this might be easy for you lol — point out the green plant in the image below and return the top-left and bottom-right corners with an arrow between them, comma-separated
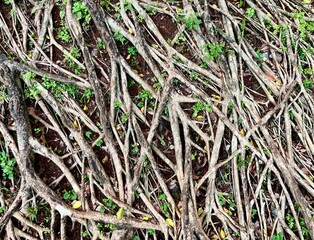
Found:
293,11 -> 314,40
227,101 -> 234,112
81,88 -> 94,102
158,193 -> 171,217
145,5 -> 157,15
42,76 -> 78,99
82,229 -> 90,237
25,82 -> 41,99
251,208 -> 257,219
138,13 -> 145,22
203,43 -> 224,61
96,139 -> 104,147
189,71 -> 199,80
185,13 -> 202,30
57,24 -> 72,43
0,151 -> 16,180
218,193 -> 227,206
192,101 -> 212,117
286,213 -> 295,229
299,217 -> 310,239
34,128 -> 41,134
127,47 -> 138,56
72,1 -> 91,24
114,100 -> 122,109
136,89 -> 153,108
103,198 -> 118,212
100,0 -> 110,9
114,31 -> 127,45
246,8 -> 255,18
43,227 -> 51,234
303,79 -> 314,91
133,235 -> 141,240
121,114 -> 128,124
0,86 -> 8,103
271,232 -> 283,240
23,71 -> 36,81
64,46 -> 81,75
147,229 -> 155,235
27,205 -> 40,222
63,189 -> 78,200
0,207 -> 4,214
96,222 -> 116,232
4,0 -> 11,5
131,144 -> 139,155
236,154 -> 250,168
96,39 -> 106,50
85,131 -> 92,139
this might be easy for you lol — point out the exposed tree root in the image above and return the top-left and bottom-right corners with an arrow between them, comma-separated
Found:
0,0 -> 314,239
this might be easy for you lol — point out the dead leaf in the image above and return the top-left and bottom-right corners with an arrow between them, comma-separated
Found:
102,156 -> 109,164
166,218 -> 174,227
72,200 -> 82,209
73,120 -> 78,128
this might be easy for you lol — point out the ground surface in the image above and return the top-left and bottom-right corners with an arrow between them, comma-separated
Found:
0,0 -> 314,239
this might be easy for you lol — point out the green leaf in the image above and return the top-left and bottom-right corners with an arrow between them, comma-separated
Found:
116,207 -> 125,220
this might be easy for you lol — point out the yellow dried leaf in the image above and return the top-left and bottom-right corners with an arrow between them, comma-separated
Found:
212,94 -> 221,99
275,81 -> 282,86
263,229 -> 268,237
162,6 -> 168,10
211,235 -> 218,240
116,124 -> 121,130
126,54 -> 131,60
83,105 -> 88,111
73,120 -> 78,128
72,200 -> 82,209
220,229 -> 226,239
175,8 -> 182,13
204,146 -> 207,151
142,216 -> 149,221
117,207 -> 125,220
240,129 -> 246,136
141,106 -> 145,113
214,101 -> 219,106
308,176 -> 313,182
212,4 -> 218,9
139,73 -> 144,77
166,218 -> 174,227
128,28 -> 133,34
152,44 -> 159,49
197,207 -> 203,215
196,115 -> 203,119
102,155 -> 109,164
